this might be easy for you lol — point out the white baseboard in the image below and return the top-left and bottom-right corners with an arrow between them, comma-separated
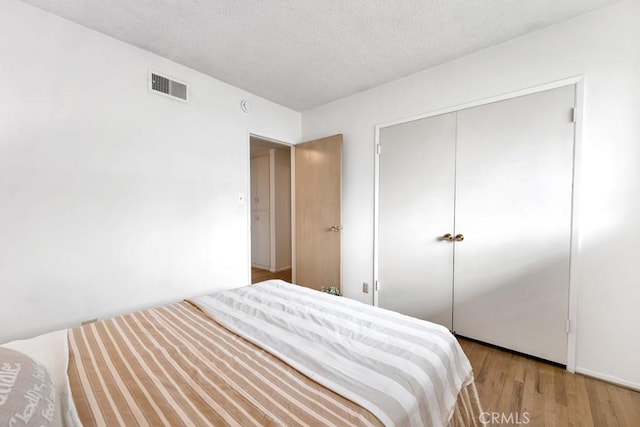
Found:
253,264 -> 291,273
576,367 -> 640,391
251,263 -> 270,270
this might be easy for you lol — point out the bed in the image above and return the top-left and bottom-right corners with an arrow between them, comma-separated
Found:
1,280 -> 484,427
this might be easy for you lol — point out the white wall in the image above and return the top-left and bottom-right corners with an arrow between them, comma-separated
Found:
0,0 -> 300,343
302,0 -> 640,388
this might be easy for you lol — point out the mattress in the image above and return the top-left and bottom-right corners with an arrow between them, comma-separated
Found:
3,280 -> 484,426
68,300 -> 383,426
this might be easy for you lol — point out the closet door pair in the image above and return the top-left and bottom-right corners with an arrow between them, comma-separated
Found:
377,85 -> 575,364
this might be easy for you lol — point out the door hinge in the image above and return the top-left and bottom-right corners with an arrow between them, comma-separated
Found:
566,319 -> 571,334
571,108 -> 577,123
376,144 -> 381,155
375,280 -> 380,291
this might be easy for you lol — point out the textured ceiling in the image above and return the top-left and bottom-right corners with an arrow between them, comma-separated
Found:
21,0 -> 619,111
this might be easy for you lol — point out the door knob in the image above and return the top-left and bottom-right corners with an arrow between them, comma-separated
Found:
329,225 -> 343,232
455,234 -> 464,241
442,233 -> 453,241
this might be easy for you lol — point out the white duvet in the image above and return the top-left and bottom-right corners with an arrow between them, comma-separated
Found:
192,279 -> 475,427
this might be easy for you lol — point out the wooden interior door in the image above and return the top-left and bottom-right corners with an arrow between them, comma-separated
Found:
453,85 -> 575,364
377,113 -> 456,329
294,134 -> 342,290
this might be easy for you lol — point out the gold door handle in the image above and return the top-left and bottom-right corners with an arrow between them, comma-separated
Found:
455,234 -> 464,241
442,233 -> 453,241
329,225 -> 343,232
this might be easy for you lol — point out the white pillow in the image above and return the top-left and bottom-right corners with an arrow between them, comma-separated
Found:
0,347 -> 61,426
1,330 -> 80,427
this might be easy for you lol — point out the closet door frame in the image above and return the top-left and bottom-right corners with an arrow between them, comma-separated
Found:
373,75 -> 585,373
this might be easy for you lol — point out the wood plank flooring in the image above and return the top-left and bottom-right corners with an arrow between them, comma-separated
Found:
247,273 -> 639,425
459,338 -> 640,426
251,267 -> 292,284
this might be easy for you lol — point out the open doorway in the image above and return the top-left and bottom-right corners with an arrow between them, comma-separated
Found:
249,135 -> 292,283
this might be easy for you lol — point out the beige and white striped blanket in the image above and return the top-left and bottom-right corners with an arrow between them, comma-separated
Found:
192,280 -> 481,427
68,301 -> 383,426
68,281 -> 483,426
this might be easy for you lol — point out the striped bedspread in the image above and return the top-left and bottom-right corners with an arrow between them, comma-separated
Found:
191,280 -> 478,427
67,301 -> 383,426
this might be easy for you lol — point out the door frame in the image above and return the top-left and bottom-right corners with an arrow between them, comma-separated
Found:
373,75 -> 585,373
246,132 -> 293,282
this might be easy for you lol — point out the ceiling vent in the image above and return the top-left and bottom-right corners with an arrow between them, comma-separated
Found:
148,70 -> 188,102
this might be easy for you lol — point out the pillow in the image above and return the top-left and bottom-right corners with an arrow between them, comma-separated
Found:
0,347 -> 61,426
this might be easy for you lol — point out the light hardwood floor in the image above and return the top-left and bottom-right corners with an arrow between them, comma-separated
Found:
459,338 -> 640,426
251,267 -> 292,284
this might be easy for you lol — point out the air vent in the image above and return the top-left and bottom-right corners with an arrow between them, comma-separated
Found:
148,70 -> 188,102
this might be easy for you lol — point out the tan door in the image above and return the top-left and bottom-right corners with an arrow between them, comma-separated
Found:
293,134 -> 343,291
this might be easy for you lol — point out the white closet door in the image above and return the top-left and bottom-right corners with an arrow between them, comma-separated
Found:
251,153 -> 271,269
251,211 -> 270,268
251,154 -> 270,211
454,85 -> 575,364
378,113 -> 456,329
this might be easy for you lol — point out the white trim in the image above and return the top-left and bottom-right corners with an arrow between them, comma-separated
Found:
245,130 -> 253,285
251,265 -> 290,273
372,75 -> 584,373
250,134 -> 292,146
377,75 -> 583,129
269,149 -> 277,272
576,368 -> 640,392
372,129 -> 380,307
247,132 -> 293,285
291,146 -> 297,284
565,77 -> 585,373
251,262 -> 271,270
